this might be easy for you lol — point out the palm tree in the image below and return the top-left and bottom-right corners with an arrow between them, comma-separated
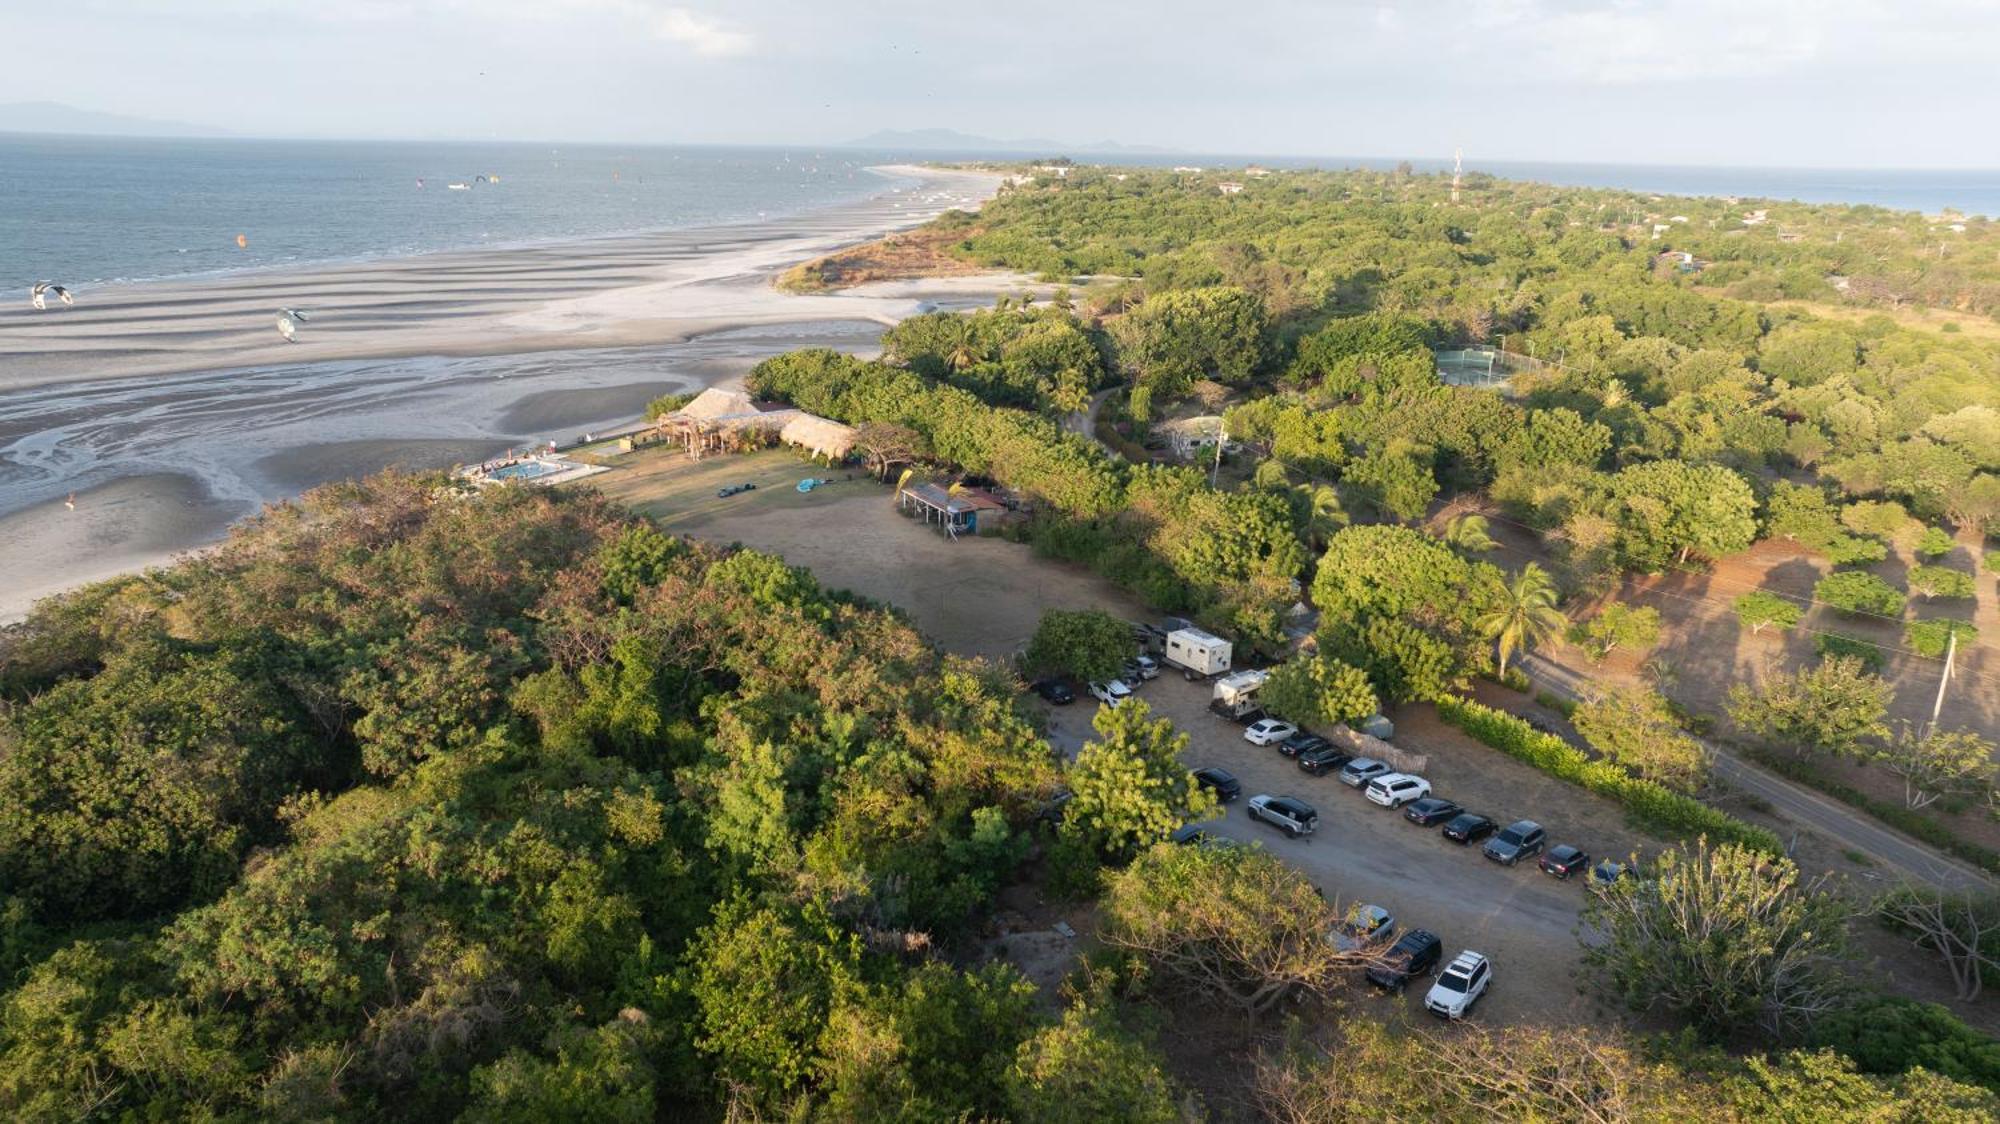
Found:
1476,563 -> 1567,680
1299,484 -> 1348,552
944,319 -> 981,373
1442,513 -> 1497,554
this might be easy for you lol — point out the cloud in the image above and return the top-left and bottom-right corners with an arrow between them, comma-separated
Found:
647,6 -> 753,56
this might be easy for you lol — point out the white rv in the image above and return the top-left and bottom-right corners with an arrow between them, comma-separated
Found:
1163,627 -> 1232,679
1209,669 -> 1269,720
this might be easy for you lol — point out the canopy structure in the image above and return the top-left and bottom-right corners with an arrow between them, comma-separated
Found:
781,414 -> 858,460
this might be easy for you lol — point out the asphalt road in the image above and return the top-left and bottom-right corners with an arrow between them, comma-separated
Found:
1519,653 -> 1996,895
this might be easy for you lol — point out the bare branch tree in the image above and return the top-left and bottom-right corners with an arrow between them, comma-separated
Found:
1878,886 -> 2000,1002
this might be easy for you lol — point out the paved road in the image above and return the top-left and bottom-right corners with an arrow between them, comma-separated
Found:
1519,653 -> 1995,894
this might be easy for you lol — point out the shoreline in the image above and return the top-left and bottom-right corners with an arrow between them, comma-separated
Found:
0,164 -> 1035,624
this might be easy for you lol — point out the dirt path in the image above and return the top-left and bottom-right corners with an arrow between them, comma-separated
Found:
1520,652 -> 1995,894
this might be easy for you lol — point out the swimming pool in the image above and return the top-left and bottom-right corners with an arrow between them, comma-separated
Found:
488,460 -> 562,481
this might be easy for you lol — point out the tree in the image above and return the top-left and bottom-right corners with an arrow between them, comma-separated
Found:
1814,570 -> 1904,616
1877,889 -> 2000,1004
1004,1005 -> 1186,1124
1874,727 -> 1997,810
1099,844 -> 1366,1024
1609,460 -> 1758,569
1113,286 -> 1268,398
1024,609 -> 1135,683
1915,526 -> 1957,560
1908,565 -> 1976,600
1440,513 -> 1498,553
1735,591 -> 1803,636
1474,563 -> 1567,679
1063,701 -> 1218,861
1728,656 -> 1891,760
853,421 -> 927,480
1580,840 -> 1852,1039
1573,688 -> 1712,794
1906,618 -> 1978,659
1259,654 -> 1378,731
1573,602 -> 1661,663
1342,440 -> 1438,522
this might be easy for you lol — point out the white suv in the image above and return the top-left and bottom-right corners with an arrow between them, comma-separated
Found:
1425,950 -> 1491,1019
1089,679 -> 1133,707
1364,773 -> 1431,808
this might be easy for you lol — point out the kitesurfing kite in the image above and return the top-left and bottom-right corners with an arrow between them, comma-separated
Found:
30,282 -> 72,310
275,307 -> 309,343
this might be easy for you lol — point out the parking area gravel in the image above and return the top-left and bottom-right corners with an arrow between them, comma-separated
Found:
1046,674 -> 1652,1028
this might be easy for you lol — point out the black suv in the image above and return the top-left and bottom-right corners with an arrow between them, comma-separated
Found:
1296,745 -> 1354,776
1193,767 -> 1242,803
1031,678 -> 1074,705
1539,844 -> 1590,879
1402,797 -> 1463,827
1278,731 -> 1330,758
1442,813 -> 1497,845
1366,929 -> 1443,991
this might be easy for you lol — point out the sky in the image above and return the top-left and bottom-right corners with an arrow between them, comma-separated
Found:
4,0 -> 1997,168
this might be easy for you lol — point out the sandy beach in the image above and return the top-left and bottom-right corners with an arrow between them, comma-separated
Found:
0,164 -> 1034,622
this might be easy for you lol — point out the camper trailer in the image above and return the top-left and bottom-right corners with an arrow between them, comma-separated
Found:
1210,669 -> 1269,721
1163,627 -> 1232,679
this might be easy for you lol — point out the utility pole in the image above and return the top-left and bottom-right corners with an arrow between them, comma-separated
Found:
1926,629 -> 1958,737
1451,146 -> 1463,204
1210,417 -> 1226,488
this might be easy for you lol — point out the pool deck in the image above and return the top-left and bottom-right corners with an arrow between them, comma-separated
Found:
458,456 -> 608,489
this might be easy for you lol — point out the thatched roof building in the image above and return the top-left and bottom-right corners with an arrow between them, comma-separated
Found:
781,414 -> 857,459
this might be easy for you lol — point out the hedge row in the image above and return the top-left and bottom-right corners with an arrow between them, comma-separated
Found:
1742,749 -> 2000,877
1435,696 -> 1783,856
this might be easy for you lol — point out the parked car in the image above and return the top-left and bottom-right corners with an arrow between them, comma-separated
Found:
1364,773 -> 1432,809
1030,678 -> 1074,705
1169,823 -> 1217,847
1442,813 -> 1497,845
1338,757 -> 1391,788
1425,951 -> 1492,1019
1591,859 -> 1639,886
1244,718 -> 1300,746
1088,680 -> 1133,707
1539,844 -> 1591,880
1193,767 -> 1242,803
1403,797 -> 1463,827
1366,929 -> 1444,991
1126,655 -> 1161,681
1246,795 -> 1318,838
1278,731 -> 1330,758
1330,903 -> 1397,952
1297,745 -> 1354,776
1037,790 -> 1074,824
1483,820 -> 1547,866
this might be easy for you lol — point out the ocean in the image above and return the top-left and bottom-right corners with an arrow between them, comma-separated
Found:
0,135 -> 912,292
7,135 -> 1997,295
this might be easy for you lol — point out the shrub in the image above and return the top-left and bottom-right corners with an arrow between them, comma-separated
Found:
1815,633 -> 1886,672
1434,697 -> 1780,854
644,391 -> 696,419
1915,527 -> 1956,560
1908,565 -> 1976,600
1807,996 -> 2000,1091
1906,619 -> 1978,659
1814,571 -> 1904,617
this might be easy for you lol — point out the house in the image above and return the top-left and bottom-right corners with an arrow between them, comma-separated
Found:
1217,181 -> 1245,195
897,481 -> 1007,538
1156,415 -> 1226,460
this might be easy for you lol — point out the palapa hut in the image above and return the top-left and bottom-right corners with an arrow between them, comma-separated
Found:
660,387 -> 798,458
780,414 -> 858,461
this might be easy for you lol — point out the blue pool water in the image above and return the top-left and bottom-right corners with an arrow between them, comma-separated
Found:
488,460 -> 561,481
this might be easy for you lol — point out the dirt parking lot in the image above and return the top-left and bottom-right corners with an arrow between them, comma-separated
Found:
589,447 -> 1149,662
1049,675 -> 1647,1029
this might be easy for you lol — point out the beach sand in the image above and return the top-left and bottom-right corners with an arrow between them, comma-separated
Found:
0,165 -> 1040,622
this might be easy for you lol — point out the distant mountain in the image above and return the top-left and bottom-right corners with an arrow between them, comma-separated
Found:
841,128 -> 1167,155
0,101 -> 228,139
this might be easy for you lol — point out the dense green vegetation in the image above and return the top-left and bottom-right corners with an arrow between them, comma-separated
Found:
0,477 -> 1121,1119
